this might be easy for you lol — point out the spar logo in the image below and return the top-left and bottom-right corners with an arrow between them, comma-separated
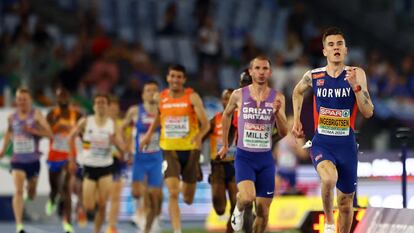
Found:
320,107 -> 350,117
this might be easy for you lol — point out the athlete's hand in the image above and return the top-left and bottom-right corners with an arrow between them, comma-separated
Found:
191,134 -> 203,150
217,145 -> 228,160
23,124 -> 38,136
139,133 -> 151,152
273,99 -> 282,113
292,120 -> 305,138
345,67 -> 358,88
68,160 -> 77,175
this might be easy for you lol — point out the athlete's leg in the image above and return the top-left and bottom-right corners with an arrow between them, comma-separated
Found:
181,150 -> 200,204
236,180 -> 255,212
316,160 -> 338,225
165,177 -> 181,232
107,178 -> 123,230
144,187 -> 162,233
60,165 -> 72,224
47,169 -> 62,205
253,197 -> 272,233
226,180 -> 238,233
12,170 -> 26,226
93,174 -> 112,233
27,175 -> 38,200
210,163 -> 227,215
82,178 -> 97,211
337,190 -> 355,233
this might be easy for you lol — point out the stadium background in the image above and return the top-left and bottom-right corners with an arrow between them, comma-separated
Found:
0,0 -> 414,232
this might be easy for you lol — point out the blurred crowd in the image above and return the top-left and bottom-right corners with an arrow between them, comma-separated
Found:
1,0 -> 413,149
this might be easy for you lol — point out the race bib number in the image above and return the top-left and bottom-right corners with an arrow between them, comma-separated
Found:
52,135 -> 70,152
90,134 -> 111,157
14,135 -> 35,154
243,123 -> 271,149
318,107 -> 350,136
139,132 -> 160,153
164,116 -> 189,138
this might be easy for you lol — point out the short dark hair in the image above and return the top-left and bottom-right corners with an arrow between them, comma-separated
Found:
143,80 -> 159,87
93,93 -> 110,104
168,64 -> 186,76
322,27 -> 346,44
249,55 -> 272,68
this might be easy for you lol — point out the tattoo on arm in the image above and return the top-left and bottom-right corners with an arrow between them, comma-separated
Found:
304,74 -> 311,85
362,91 -> 370,99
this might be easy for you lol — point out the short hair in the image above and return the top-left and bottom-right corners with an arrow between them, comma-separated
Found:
222,88 -> 234,98
108,95 -> 119,104
16,87 -> 31,96
249,55 -> 272,68
322,27 -> 346,44
143,80 -> 159,87
93,93 -> 110,103
168,64 -> 186,76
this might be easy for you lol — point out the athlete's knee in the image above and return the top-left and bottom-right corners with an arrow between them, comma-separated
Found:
238,192 -> 255,206
183,192 -> 195,205
27,186 -> 37,200
83,199 -> 95,211
132,186 -> 142,199
320,176 -> 337,188
338,194 -> 354,214
168,188 -> 180,201
212,196 -> 226,215
14,187 -> 24,197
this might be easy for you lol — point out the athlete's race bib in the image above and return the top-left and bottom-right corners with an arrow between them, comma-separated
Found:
139,132 -> 160,153
318,107 -> 350,136
52,135 -> 70,152
13,135 -> 35,154
243,123 -> 271,149
90,134 -> 111,157
164,116 -> 189,138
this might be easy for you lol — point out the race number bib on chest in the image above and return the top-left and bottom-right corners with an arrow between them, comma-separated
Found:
14,135 -> 35,154
139,132 -> 160,153
90,134 -> 111,156
164,116 -> 189,138
318,107 -> 350,136
52,135 -> 70,152
243,123 -> 271,149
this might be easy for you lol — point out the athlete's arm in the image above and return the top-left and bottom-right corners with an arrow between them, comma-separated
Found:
30,109 -> 53,138
292,70 -> 312,138
121,106 -> 138,153
112,123 -> 127,159
46,110 -> 57,128
68,117 -> 86,159
202,117 -> 215,142
190,92 -> 210,150
218,89 -> 240,159
345,67 -> 374,118
0,116 -> 13,158
139,112 -> 160,152
274,92 -> 288,138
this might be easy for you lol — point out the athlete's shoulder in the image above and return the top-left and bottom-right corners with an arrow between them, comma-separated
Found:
185,88 -> 194,94
310,67 -> 327,79
160,89 -> 169,98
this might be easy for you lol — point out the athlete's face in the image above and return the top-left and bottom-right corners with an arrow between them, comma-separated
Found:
323,34 -> 348,63
142,83 -> 159,104
15,91 -> 32,112
167,70 -> 186,92
249,59 -> 272,85
108,102 -> 120,119
93,96 -> 109,116
56,88 -> 70,108
221,90 -> 232,109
